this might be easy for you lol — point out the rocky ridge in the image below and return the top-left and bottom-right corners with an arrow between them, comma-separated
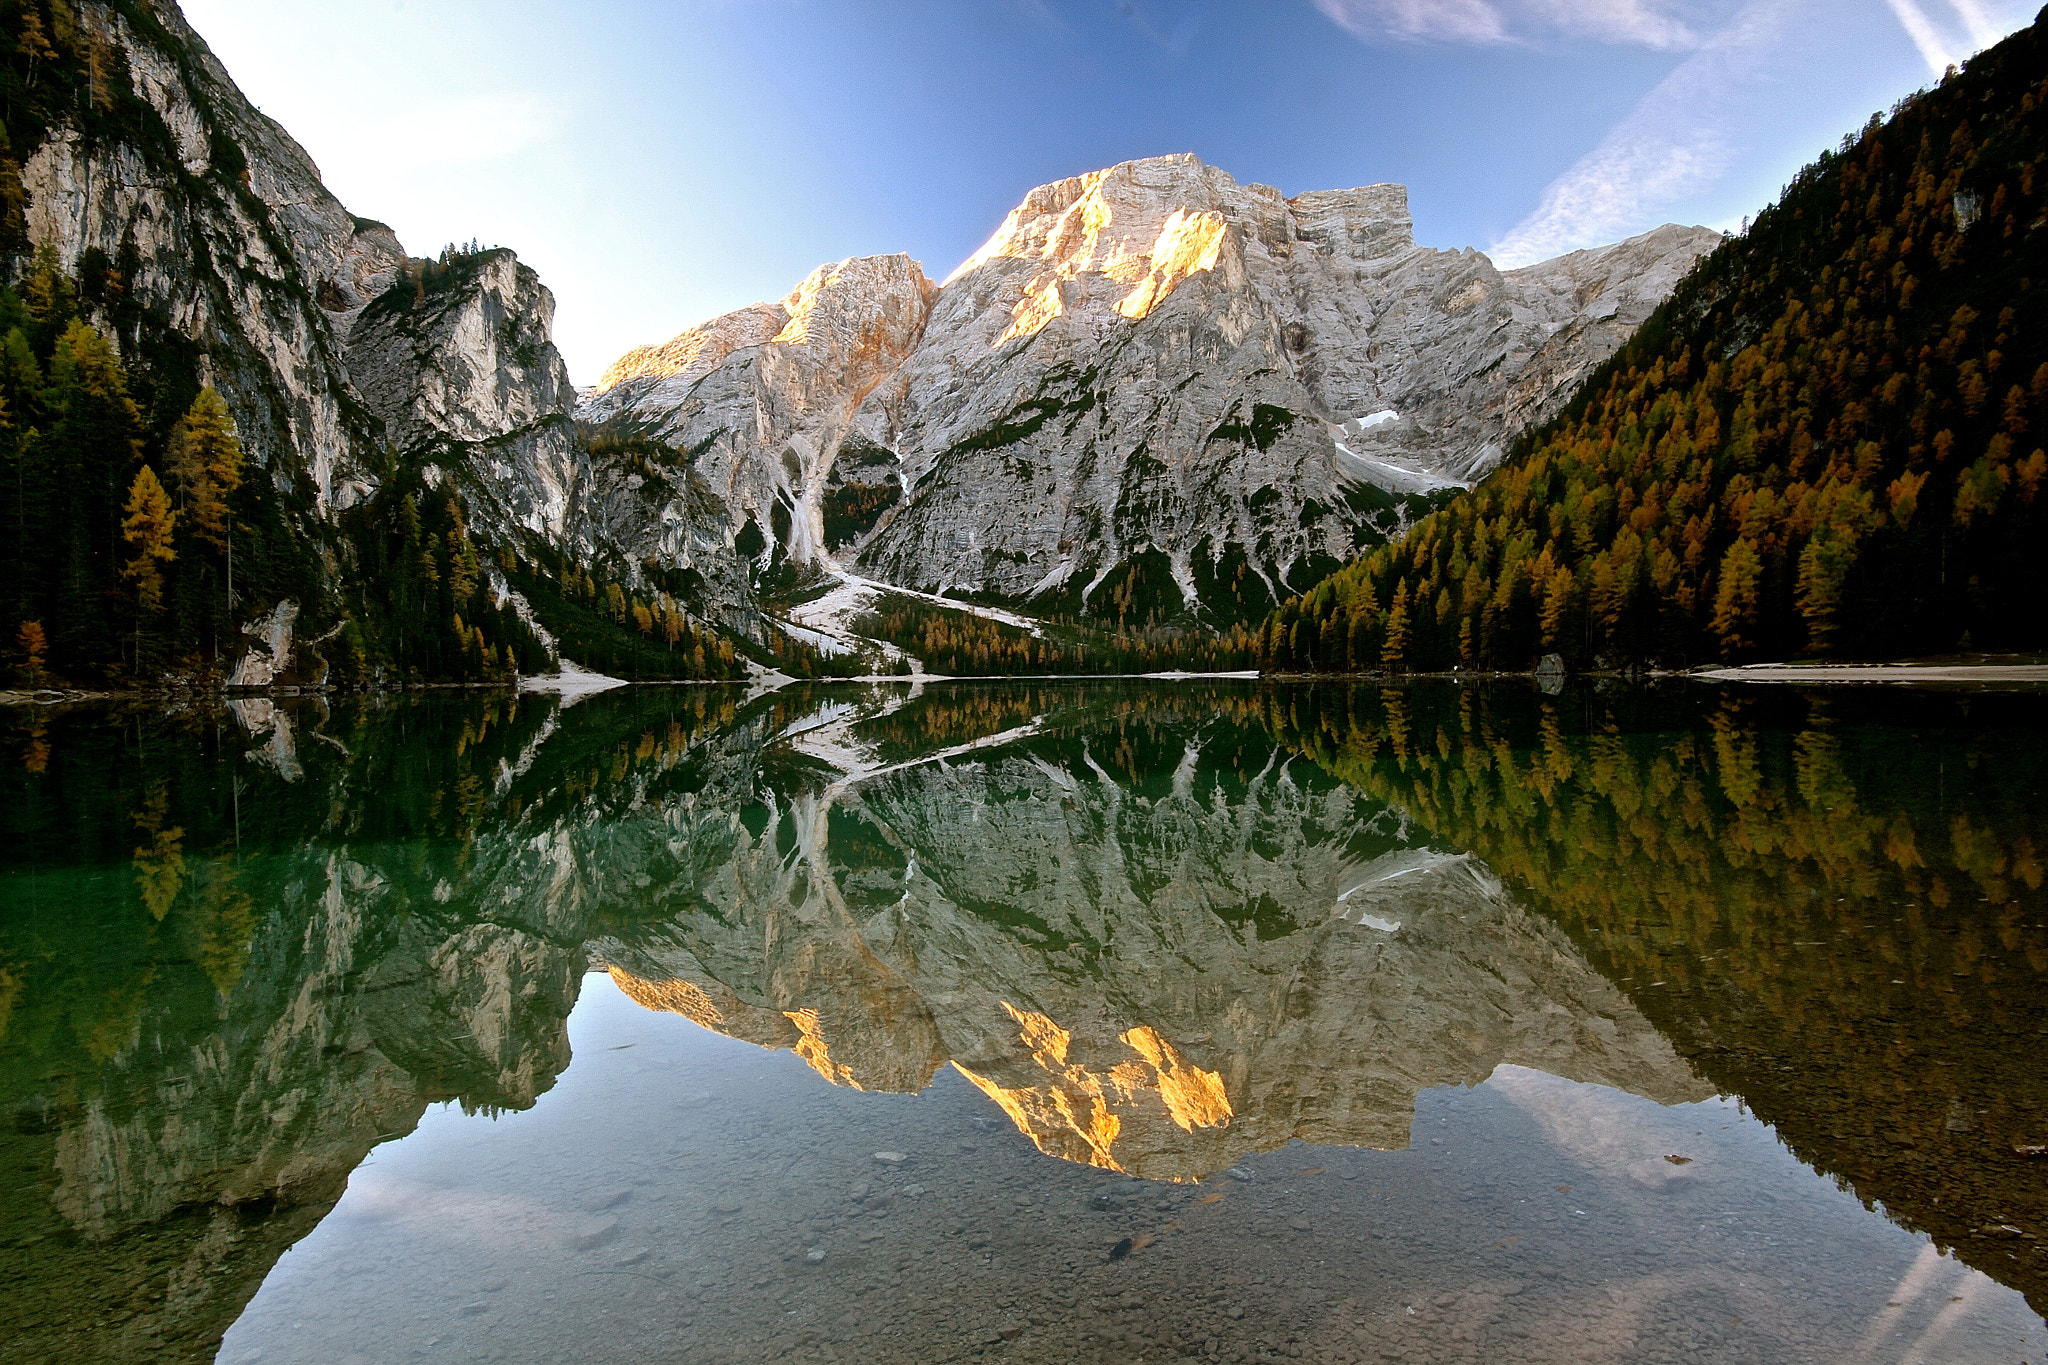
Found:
12,0 -> 768,684
582,155 -> 1720,620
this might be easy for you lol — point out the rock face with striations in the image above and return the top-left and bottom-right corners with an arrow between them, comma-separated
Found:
581,154 -> 1719,620
343,248 -> 586,547
9,0 -> 759,665
580,254 -> 940,580
19,0 -> 400,515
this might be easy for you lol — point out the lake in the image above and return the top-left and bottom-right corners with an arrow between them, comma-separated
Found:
2,679 -> 2045,1364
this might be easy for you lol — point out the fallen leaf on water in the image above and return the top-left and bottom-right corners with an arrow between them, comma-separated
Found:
1130,1233 -> 1156,1251
1555,1185 -> 1572,1193
1200,1193 -> 1227,1204
1664,1155 -> 1692,1166
1299,1168 -> 1325,1176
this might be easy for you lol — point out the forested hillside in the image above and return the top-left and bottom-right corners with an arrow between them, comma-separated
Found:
1260,12 -> 2048,672
0,5 -> 753,691
0,251 -> 588,689
0,248 -> 750,690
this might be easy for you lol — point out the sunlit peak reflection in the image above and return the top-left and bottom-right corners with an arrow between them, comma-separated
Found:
784,1007 -> 864,1091
576,684 -> 1729,1183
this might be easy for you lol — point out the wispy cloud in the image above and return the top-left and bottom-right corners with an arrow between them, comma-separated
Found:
1486,0 -> 2034,267
1310,0 -> 1701,48
1486,0 -> 1789,266
1885,0 -> 1956,76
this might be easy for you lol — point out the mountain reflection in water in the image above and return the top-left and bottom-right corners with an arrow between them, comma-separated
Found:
0,680 -> 2044,1363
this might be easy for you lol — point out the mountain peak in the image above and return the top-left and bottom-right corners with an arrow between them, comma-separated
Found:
578,156 -> 1717,618
587,253 -> 937,410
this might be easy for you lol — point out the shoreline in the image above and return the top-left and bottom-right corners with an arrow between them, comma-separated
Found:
1690,662 -> 2048,684
7,661 -> 2046,707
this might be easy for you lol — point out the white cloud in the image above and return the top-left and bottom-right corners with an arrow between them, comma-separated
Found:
1310,0 -> 1700,47
1313,0 -> 1510,43
1884,0 -> 1956,76
1486,0 -> 2035,267
1487,0 -> 1789,265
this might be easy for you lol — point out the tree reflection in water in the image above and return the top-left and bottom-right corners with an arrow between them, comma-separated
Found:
0,679 -> 2043,1362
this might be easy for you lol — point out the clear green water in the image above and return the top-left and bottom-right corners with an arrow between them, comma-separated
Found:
2,680 -> 2045,1364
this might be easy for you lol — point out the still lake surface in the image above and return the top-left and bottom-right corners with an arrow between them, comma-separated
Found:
2,679 -> 2046,1365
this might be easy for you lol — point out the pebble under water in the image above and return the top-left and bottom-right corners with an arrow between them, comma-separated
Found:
218,973 -> 2046,1365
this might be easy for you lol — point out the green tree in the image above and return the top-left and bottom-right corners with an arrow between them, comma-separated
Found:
164,387 -> 243,551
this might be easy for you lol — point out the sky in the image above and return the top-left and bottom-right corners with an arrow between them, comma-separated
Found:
178,0 -> 2036,386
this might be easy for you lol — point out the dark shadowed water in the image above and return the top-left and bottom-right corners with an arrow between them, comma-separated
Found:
2,679 -> 2045,1365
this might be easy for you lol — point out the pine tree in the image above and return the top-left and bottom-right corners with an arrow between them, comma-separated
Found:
15,619 -> 45,686
121,465 -> 175,616
1711,539 -> 1762,654
18,12 -> 56,88
1380,586 -> 1410,671
165,387 -> 243,551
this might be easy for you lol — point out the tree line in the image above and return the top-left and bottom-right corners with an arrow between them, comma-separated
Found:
1261,15 -> 2048,673
859,598 -> 1260,676
0,254 -> 318,685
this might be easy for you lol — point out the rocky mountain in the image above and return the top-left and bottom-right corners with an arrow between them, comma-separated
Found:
1,0 -> 761,690
0,4 -> 1719,685
582,155 -> 1718,623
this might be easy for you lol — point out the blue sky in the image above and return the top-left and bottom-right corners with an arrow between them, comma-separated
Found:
179,0 -> 2035,385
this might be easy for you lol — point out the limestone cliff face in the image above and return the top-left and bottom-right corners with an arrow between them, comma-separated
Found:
581,254 -> 941,574
590,689 -> 1710,1179
582,155 -> 1720,616
345,250 -> 584,547
12,1 -> 709,665
21,1 -> 396,514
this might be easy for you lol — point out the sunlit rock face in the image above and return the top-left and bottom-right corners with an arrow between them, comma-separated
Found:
593,692 -> 1709,1179
580,154 -> 1719,616
19,4 -> 396,516
580,254 -> 942,577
